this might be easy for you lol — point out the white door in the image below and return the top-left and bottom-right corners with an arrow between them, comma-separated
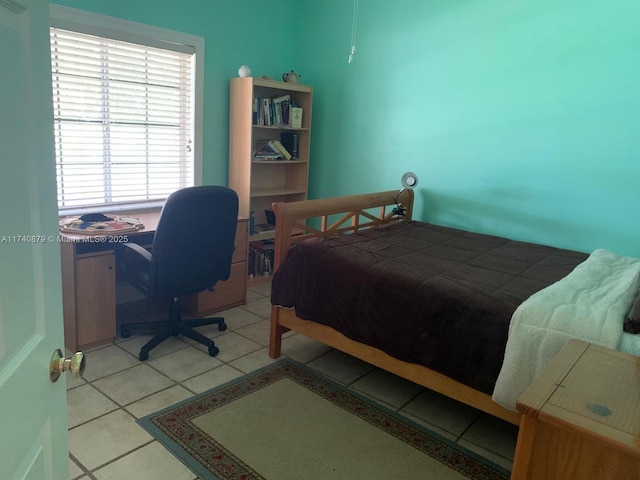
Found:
0,0 -> 71,478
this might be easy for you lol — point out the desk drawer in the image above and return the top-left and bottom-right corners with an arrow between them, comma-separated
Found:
75,251 -> 117,348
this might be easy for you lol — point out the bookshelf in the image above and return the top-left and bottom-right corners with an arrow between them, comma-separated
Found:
229,77 -> 312,282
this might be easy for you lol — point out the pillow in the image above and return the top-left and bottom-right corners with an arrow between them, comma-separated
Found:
623,291 -> 640,334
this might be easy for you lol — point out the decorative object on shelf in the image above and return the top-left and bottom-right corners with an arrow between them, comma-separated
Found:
394,171 -> 418,216
282,70 -> 300,83
237,65 -> 251,77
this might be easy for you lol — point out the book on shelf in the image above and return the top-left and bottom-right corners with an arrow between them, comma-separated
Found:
248,240 -> 275,277
253,140 -> 283,159
261,98 -> 271,126
253,94 -> 293,127
271,139 -> 292,159
272,94 -> 290,104
249,240 -> 274,251
280,132 -> 299,159
253,223 -> 275,233
252,97 -> 259,125
272,94 -> 290,125
289,107 -> 303,128
253,139 -> 292,160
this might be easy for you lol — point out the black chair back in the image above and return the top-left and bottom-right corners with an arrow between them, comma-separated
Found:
150,186 -> 239,297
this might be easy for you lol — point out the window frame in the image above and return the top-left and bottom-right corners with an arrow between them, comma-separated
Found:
49,4 -> 204,215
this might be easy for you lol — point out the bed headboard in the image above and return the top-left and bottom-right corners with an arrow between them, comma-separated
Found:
271,189 -> 414,270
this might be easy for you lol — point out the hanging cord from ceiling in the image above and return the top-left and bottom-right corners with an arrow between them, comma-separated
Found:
348,0 -> 359,64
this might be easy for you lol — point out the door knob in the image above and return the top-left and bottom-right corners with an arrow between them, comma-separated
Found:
50,349 -> 85,383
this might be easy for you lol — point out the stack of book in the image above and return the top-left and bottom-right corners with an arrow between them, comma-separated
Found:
248,240 -> 275,277
253,139 -> 292,160
252,94 -> 301,127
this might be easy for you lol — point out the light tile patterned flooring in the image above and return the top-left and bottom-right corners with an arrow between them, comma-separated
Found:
67,281 -> 518,480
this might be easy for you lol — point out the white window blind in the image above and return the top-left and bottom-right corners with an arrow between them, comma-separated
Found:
50,27 -> 195,212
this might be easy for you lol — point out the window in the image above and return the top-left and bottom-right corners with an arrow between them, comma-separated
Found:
49,6 -> 204,213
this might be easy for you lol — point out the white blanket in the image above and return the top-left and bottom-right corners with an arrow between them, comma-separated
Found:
492,249 -> 640,410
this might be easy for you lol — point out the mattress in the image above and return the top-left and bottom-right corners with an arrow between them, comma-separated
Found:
271,221 -> 587,394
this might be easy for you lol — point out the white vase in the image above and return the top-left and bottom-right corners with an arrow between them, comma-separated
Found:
238,65 -> 251,77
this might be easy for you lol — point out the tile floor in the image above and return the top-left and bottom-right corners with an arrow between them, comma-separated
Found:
67,281 -> 518,480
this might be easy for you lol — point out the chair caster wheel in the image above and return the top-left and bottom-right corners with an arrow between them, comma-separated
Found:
218,322 -> 227,332
208,345 -> 219,357
139,350 -> 149,361
121,327 -> 131,338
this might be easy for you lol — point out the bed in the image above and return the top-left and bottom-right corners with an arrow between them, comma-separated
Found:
268,189 -> 639,425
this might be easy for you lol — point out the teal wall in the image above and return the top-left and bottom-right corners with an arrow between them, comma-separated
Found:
299,0 -> 640,257
51,0 -> 640,257
52,0 -> 302,185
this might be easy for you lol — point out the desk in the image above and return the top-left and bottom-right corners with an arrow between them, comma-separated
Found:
60,212 -> 248,351
511,340 -> 640,480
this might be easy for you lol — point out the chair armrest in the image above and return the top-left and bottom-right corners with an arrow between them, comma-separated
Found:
121,242 -> 152,262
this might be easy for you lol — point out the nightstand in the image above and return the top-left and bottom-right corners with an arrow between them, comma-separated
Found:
511,339 -> 640,480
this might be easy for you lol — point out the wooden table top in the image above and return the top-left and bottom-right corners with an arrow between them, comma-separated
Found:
517,339 -> 640,456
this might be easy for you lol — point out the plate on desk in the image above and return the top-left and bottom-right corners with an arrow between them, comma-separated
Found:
59,215 -> 144,235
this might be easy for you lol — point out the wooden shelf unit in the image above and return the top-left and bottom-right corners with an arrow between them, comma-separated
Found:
229,77 -> 312,284
229,77 -> 313,236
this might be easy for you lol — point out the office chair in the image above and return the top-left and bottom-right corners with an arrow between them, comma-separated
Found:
119,185 -> 239,361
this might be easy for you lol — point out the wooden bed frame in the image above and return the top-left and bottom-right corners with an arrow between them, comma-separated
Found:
268,189 -> 521,426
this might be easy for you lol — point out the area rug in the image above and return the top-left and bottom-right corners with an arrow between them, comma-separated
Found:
138,360 -> 510,480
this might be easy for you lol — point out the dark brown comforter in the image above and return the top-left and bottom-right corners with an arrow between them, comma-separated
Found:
271,221 -> 587,394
